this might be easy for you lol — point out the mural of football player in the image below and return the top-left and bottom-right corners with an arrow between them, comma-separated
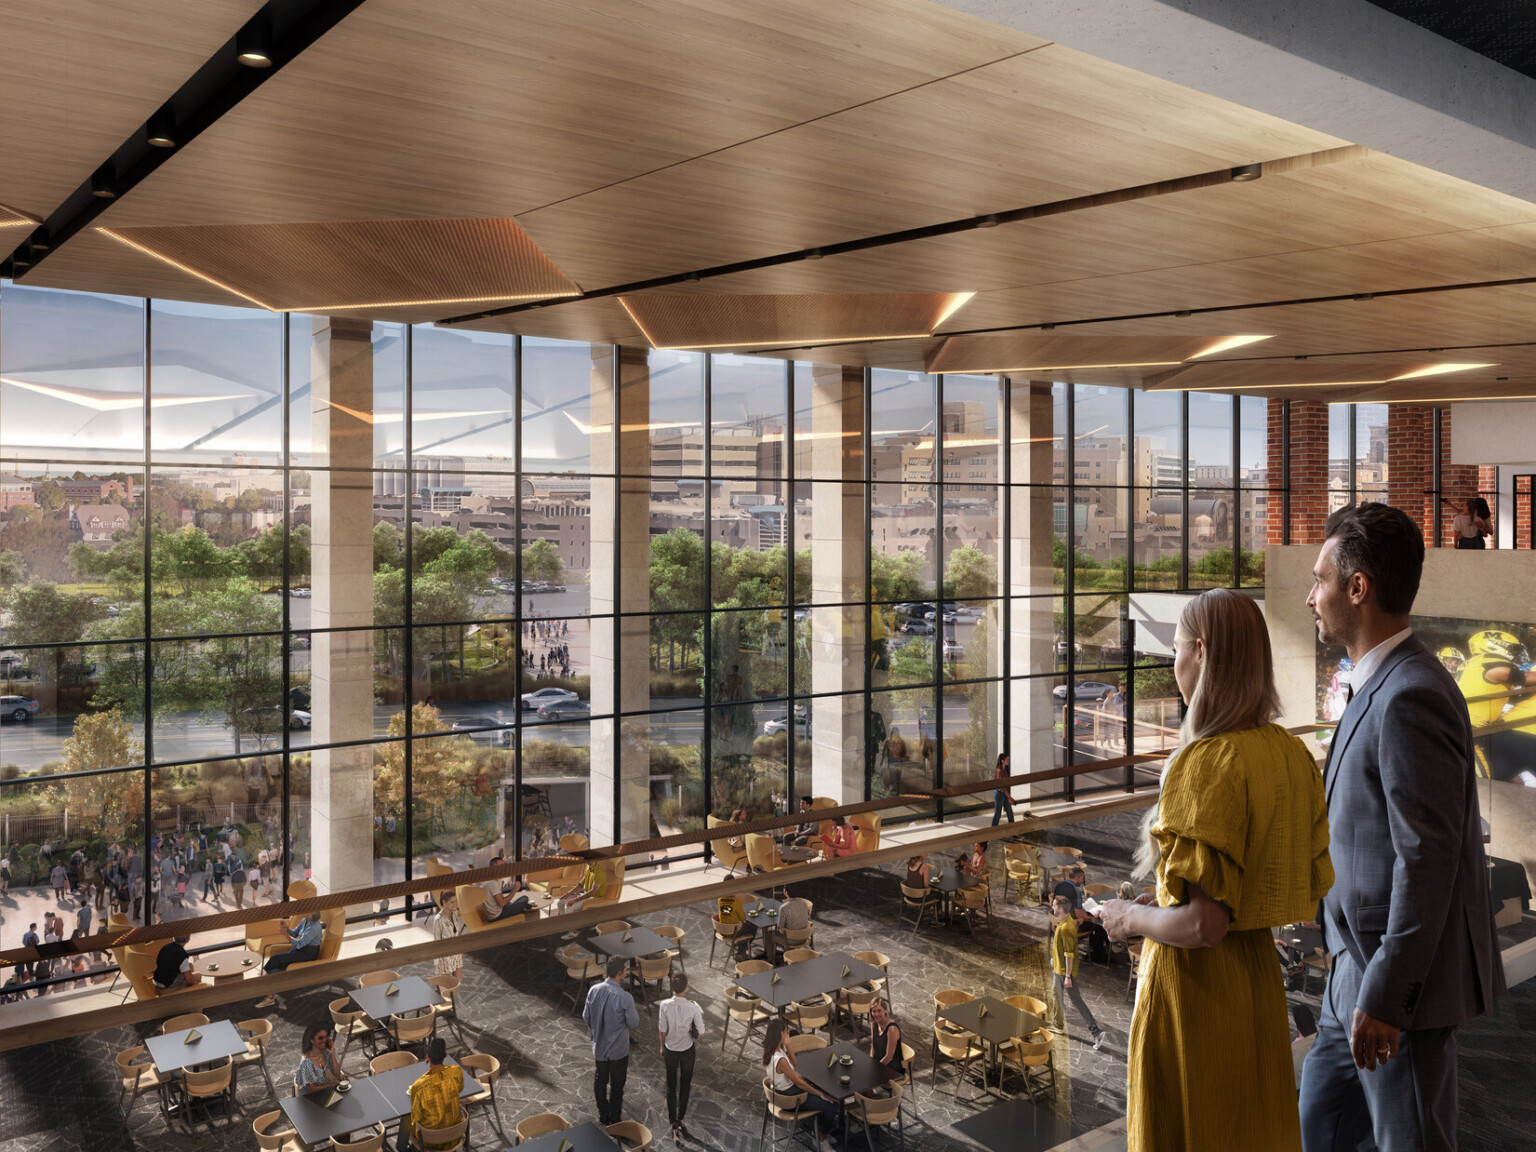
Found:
1438,645 -> 1466,678
1460,629 -> 1536,787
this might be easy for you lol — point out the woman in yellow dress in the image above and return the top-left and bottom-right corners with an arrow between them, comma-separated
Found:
1101,588 -> 1333,1152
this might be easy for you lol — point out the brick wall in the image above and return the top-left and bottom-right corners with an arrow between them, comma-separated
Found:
1267,400 -> 1330,544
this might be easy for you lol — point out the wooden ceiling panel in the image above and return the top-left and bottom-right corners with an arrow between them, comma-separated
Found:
454,296 -> 646,346
96,0 -> 1044,230
13,229 -> 254,308
105,217 -> 579,311
927,334 -> 1235,375
0,1 -> 265,217
617,292 -> 973,350
745,337 -> 942,372
516,45 -> 1349,288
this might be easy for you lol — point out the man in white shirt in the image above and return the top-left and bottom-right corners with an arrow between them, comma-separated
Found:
657,973 -> 705,1140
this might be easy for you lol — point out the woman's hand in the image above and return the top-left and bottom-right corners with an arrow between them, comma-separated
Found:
1099,898 -> 1138,942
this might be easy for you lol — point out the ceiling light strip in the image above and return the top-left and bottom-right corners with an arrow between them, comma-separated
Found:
3,0 -> 369,279
439,146 -> 1364,327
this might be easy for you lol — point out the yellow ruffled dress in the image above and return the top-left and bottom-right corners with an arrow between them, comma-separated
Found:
1127,724 -> 1333,1152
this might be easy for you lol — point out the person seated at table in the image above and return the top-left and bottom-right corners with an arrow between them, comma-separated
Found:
726,806 -> 751,851
1116,881 -> 1136,902
294,1021 -> 343,1095
150,934 -> 199,992
556,859 -> 607,916
784,797 -> 819,847
397,1036 -> 464,1152
778,896 -> 811,933
718,893 -> 759,961
960,842 -> 989,880
1053,866 -> 1110,960
255,912 -> 324,1007
868,999 -> 905,1082
820,817 -> 858,858
763,1019 -> 840,1143
480,855 -> 532,922
904,855 -> 933,889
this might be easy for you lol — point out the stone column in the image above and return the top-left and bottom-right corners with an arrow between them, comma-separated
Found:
309,316 -> 377,897
589,346 -> 652,846
808,364 -> 866,803
1007,380 -> 1058,798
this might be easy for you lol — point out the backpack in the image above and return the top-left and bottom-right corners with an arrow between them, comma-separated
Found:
1088,929 -> 1110,965
717,895 -> 745,925
231,866 -> 247,885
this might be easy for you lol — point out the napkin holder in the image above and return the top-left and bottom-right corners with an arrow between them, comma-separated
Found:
385,982 -> 399,996
183,1029 -> 202,1044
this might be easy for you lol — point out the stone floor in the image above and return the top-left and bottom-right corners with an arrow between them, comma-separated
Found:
0,808 -> 1529,1152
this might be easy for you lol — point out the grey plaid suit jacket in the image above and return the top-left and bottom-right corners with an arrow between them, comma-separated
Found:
1321,635 -> 1505,1030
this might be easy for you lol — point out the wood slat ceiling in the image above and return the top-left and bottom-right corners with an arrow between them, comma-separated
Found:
617,291 -> 974,350
0,0 -> 265,219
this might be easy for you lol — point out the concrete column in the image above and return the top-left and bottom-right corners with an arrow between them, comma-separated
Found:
589,346 -> 651,845
808,364 -> 866,803
310,316 -> 377,897
1007,380 -> 1057,796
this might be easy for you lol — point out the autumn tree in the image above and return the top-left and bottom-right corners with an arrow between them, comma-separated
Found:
373,703 -> 475,833
55,707 -> 145,842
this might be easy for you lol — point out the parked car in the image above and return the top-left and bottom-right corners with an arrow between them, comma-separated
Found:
521,686 -> 579,711
536,698 -> 590,720
1052,680 -> 1117,702
289,709 -> 312,730
0,695 -> 38,722
942,639 -> 966,660
901,619 -> 935,636
452,714 -> 511,744
290,587 -> 312,598
762,705 -> 810,736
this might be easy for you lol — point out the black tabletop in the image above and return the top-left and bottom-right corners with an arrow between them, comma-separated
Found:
742,896 -> 783,928
937,996 -> 1039,1048
281,1080 -> 393,1145
930,866 -> 984,894
795,1040 -> 895,1101
780,845 -> 819,864
368,1057 -> 480,1116
353,974 -> 443,1021
1276,925 -> 1325,954
734,951 -> 885,1010
515,1120 -> 623,1152
1035,849 -> 1079,869
145,1019 -> 249,1075
588,926 -> 671,959
1489,856 -> 1532,904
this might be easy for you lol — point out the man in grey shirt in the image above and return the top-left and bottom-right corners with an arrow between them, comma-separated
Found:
583,956 -> 639,1125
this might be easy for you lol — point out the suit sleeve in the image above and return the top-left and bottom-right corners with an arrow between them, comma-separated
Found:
1357,682 -> 1468,1028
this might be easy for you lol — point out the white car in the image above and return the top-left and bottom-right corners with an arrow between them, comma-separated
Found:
521,686 -> 579,711
289,709 -> 312,730
762,710 -> 810,736
0,695 -> 38,722
942,639 -> 966,660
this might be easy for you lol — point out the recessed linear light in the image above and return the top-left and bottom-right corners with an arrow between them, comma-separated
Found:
1230,164 -> 1263,182
970,361 -> 1183,374
1,376 -> 241,410
97,227 -> 578,313
1188,334 -> 1274,358
1386,362 -> 1496,381
1328,395 -> 1536,405
1184,362 -> 1498,392
617,292 -> 975,350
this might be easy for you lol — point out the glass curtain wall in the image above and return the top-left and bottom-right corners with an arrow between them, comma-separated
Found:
0,282 -> 1287,923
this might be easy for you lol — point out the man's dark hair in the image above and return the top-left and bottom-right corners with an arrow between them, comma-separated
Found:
1324,503 -> 1424,617
426,1036 -> 447,1064
606,955 -> 628,979
671,973 -> 688,995
798,796 -> 812,807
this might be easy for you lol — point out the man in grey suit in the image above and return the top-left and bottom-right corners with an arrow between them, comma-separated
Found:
1300,504 -> 1505,1152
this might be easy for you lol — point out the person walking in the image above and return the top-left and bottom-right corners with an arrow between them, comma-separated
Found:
1100,587 -> 1334,1152
49,862 -> 68,905
1297,504 -> 1504,1152
658,972 -> 705,1141
1050,894 -> 1105,1051
1450,496 -> 1492,550
989,751 -> 1015,827
583,956 -> 639,1125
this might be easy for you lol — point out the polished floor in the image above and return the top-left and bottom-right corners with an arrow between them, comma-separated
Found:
0,808 -> 1528,1152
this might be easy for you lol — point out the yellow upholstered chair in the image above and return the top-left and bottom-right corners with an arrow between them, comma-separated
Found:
850,813 -> 881,853
587,858 -> 625,908
246,879 -> 318,959
120,945 -> 161,1002
810,797 -> 838,840
456,884 -> 498,933
744,833 -> 785,874
289,905 -> 345,970
707,815 -> 748,876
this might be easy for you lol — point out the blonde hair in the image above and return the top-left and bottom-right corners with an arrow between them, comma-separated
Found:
1134,589 -> 1280,879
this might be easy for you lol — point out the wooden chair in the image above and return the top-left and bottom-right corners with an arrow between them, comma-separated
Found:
847,1083 -> 904,1152
559,945 -> 602,1012
745,833 -> 786,875
734,958 -> 773,978
605,1120 -> 653,1152
706,815 -> 749,876
1301,947 -> 1330,995
1003,856 -> 1038,905
370,1051 -> 417,1075
780,924 -> 816,953
784,1033 -> 829,1056
333,1127 -> 385,1151
958,883 -> 992,933
390,1009 -> 436,1054
235,1017 -> 277,1096
653,924 -> 686,975
329,997 -> 376,1069
116,1044 -> 167,1120
852,951 -> 890,987
460,1053 -> 506,1143
759,1077 -> 816,1152
411,1113 -> 466,1152
889,1043 -> 919,1124
426,972 -> 467,1047
930,1022 -> 983,1099
1005,994 -> 1049,1020
899,883 -> 935,932
159,1011 -> 210,1034
515,1112 -> 568,1144
1000,1029 -> 1057,1100
788,993 -> 835,1043
179,1056 -> 235,1130
359,969 -> 400,988
721,987 -> 771,1057
933,989 -> 973,1026
594,920 -> 631,936
840,985 -> 880,1040
1126,943 -> 1143,1001
783,948 -> 820,965
635,952 -> 672,1002
252,1109 -> 310,1152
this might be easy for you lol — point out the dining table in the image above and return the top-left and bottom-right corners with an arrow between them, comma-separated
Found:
733,951 -> 885,1015
144,1019 -> 249,1076
937,996 -> 1041,1094
190,949 -> 261,986
516,1120 -> 625,1152
795,1040 -> 899,1144
279,1056 -> 476,1146
351,974 -> 443,1024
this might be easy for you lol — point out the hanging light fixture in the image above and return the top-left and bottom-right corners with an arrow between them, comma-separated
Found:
91,165 -> 118,199
146,109 -> 178,149
1230,163 -> 1262,182
236,20 -> 274,67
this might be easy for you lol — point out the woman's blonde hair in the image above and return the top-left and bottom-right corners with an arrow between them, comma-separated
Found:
1133,588 -> 1280,879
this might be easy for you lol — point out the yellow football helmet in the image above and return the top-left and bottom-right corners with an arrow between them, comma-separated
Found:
1468,630 -> 1521,661
1437,646 -> 1465,668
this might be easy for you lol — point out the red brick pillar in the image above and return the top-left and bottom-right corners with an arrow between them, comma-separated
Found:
1437,407 -> 1484,548
1269,400 -> 1329,544
1387,405 -> 1433,537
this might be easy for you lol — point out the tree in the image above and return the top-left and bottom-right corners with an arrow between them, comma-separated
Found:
943,544 -> 998,600
521,538 -> 565,584
373,702 -> 474,833
3,581 -> 105,705
0,515 -> 78,582
33,481 -> 67,513
869,552 -> 926,602
0,550 -> 26,588
154,525 -> 235,596
56,708 -> 145,841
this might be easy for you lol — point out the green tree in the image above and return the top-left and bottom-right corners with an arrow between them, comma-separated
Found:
3,581 -> 104,704
521,538 -> 565,584
942,544 -> 998,599
33,481 -> 67,513
870,552 -> 926,602
373,702 -> 474,833
0,515 -> 77,582
0,550 -> 26,588
373,521 -> 404,571
154,525 -> 235,596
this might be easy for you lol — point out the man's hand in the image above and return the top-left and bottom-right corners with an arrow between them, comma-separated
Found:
1350,1008 -> 1400,1071
1063,976 -> 1073,989
1099,898 -> 1138,941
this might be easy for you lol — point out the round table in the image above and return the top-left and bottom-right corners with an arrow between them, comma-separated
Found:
192,948 -> 262,985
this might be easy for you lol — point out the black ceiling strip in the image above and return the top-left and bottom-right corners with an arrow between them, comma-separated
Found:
436,165 -> 1246,326
753,269 -> 1536,356
3,0 -> 369,280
